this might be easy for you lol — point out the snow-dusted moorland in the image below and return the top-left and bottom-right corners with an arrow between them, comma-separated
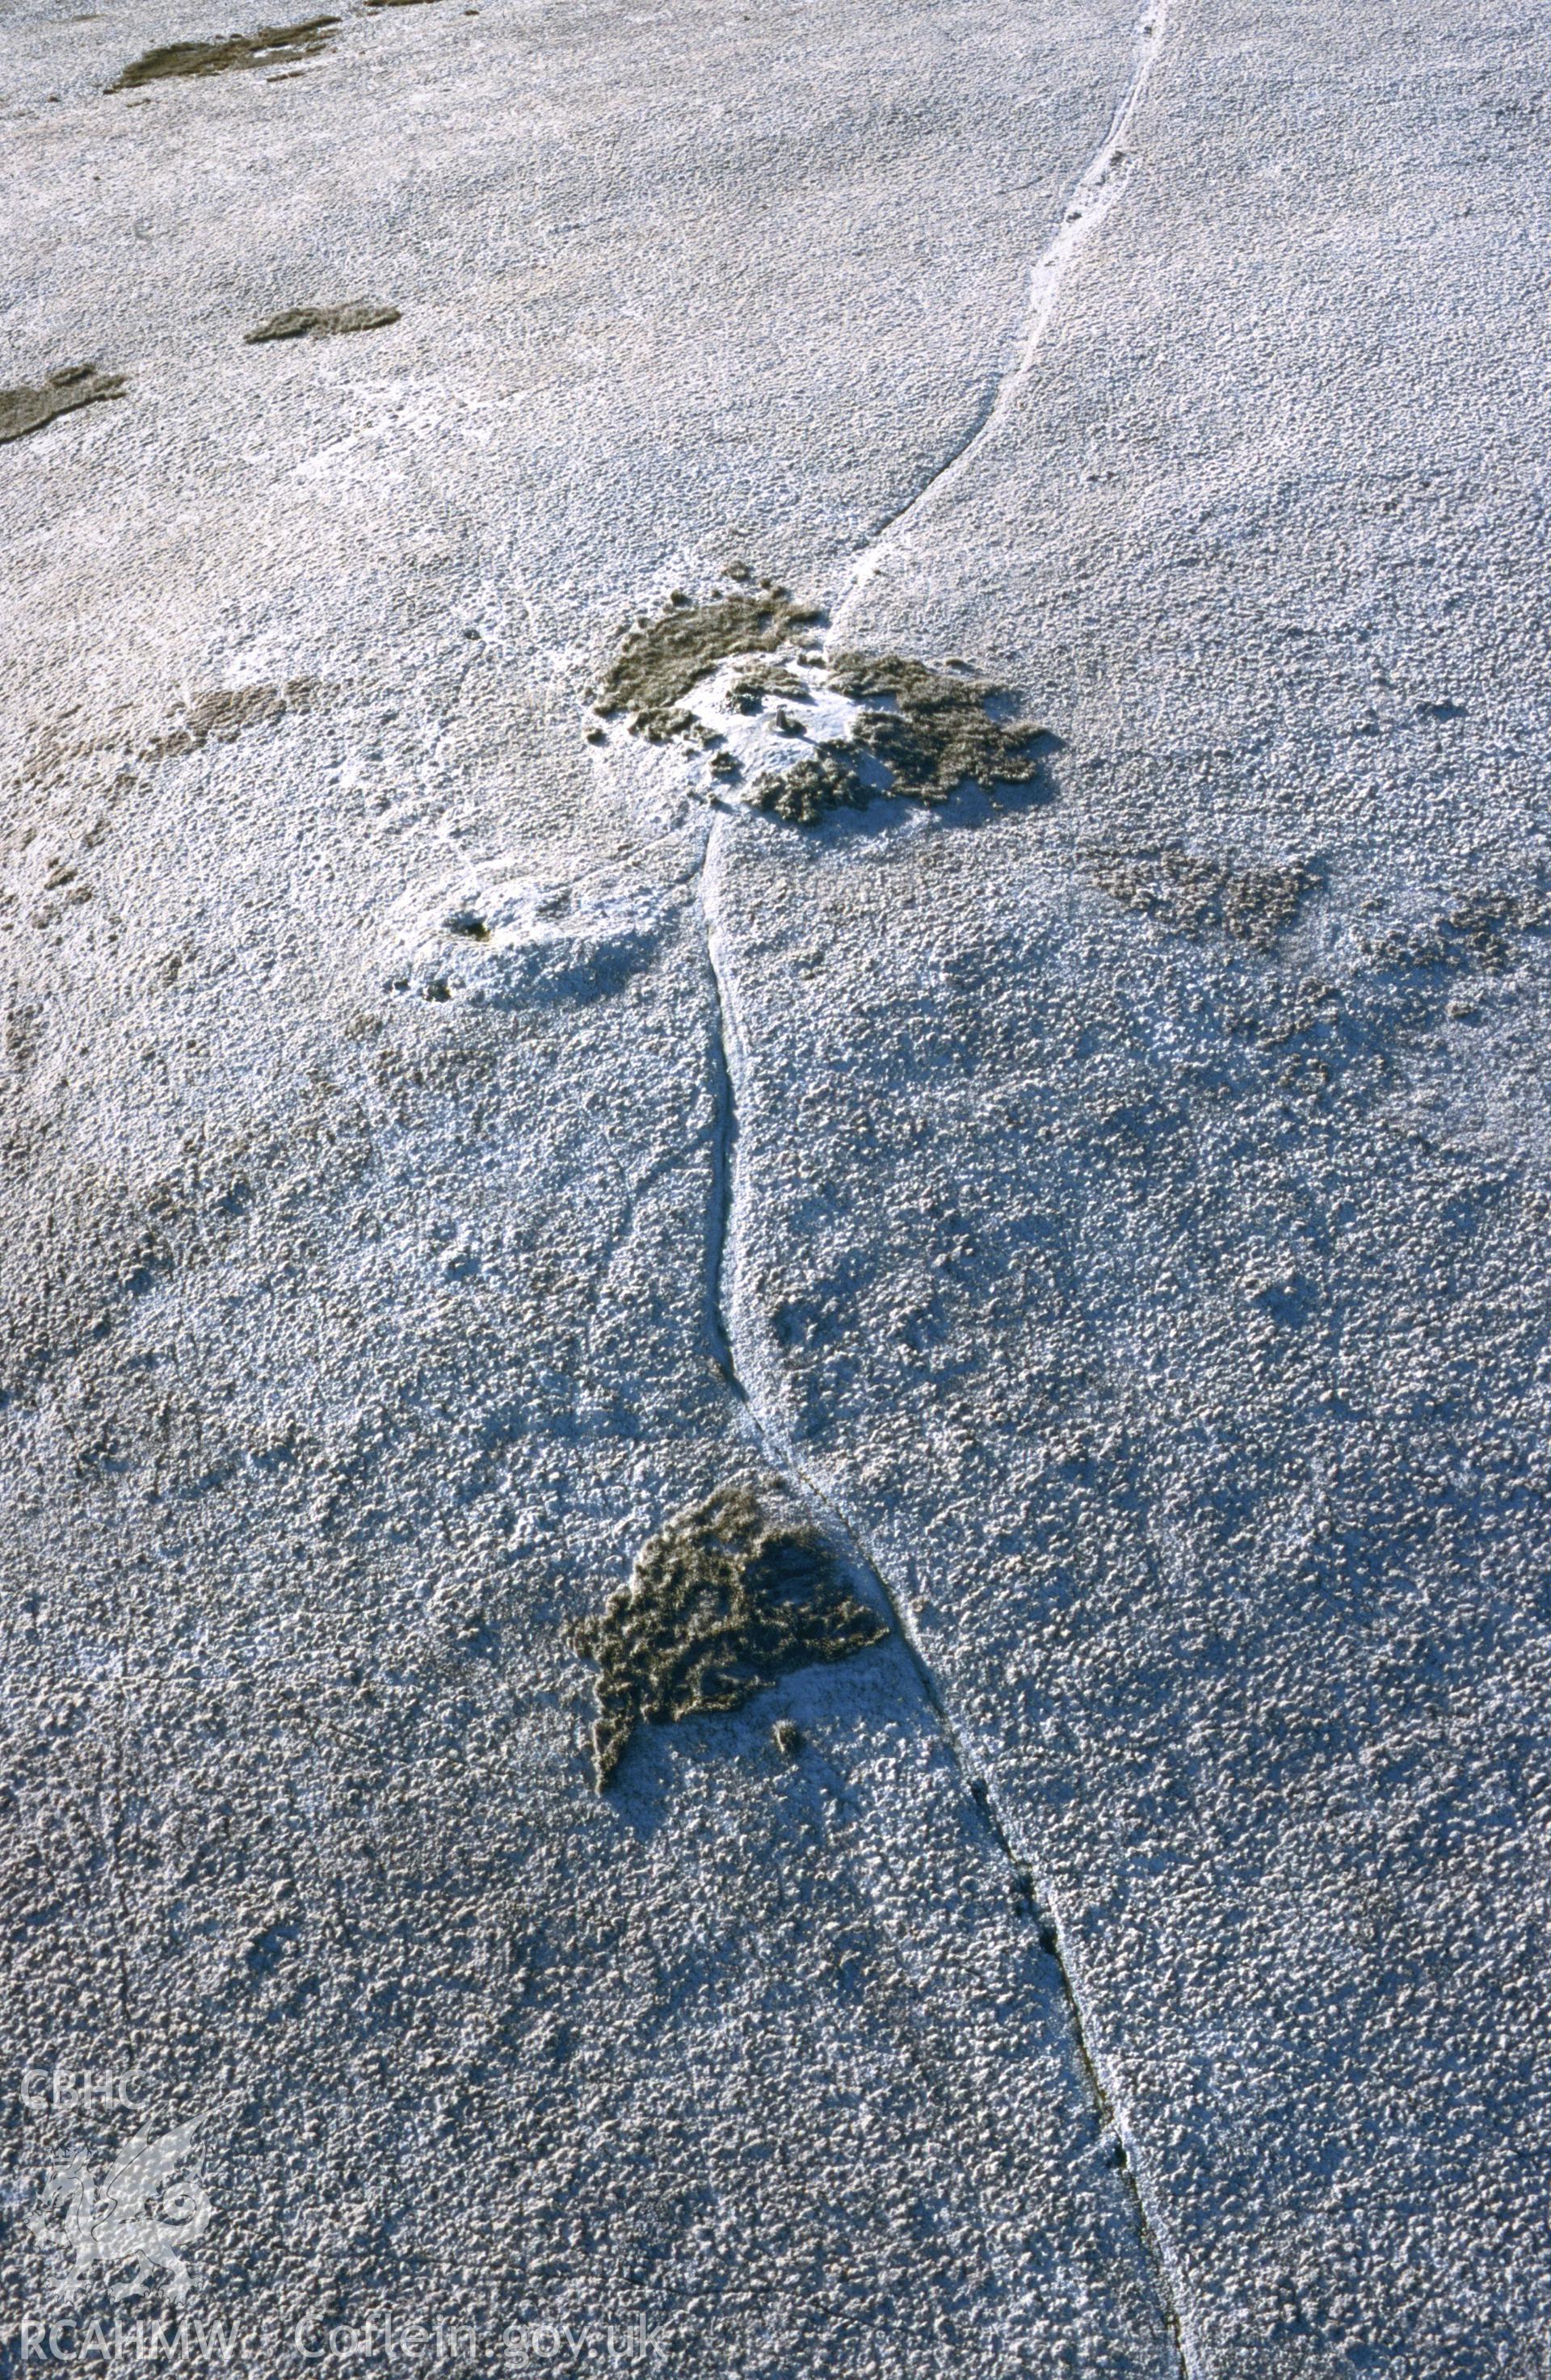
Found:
3,0 -> 1549,2370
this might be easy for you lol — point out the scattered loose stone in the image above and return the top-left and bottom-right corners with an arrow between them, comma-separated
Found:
1367,884 -> 1551,975
142,679 -> 319,762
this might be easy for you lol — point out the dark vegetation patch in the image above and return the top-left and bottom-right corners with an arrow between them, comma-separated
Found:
596,582 -> 823,741
245,301 -> 400,343
727,662 -> 809,712
108,16 -> 338,86
1088,846 -> 1321,951
751,746 -> 861,825
569,1478 -> 888,1789
752,654 -> 1053,826
595,578 -> 1053,824
144,679 -> 318,761
827,654 -> 1049,797
0,365 -> 126,448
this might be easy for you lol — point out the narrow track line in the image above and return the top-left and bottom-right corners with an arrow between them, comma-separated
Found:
679,6 -> 1197,2365
833,0 -> 1171,632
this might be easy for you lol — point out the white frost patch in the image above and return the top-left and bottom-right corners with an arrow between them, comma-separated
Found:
677,650 -> 888,807
386,871 -> 669,1008
292,379 -> 510,491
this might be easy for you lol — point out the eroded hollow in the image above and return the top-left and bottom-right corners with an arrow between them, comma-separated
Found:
570,1477 -> 889,1789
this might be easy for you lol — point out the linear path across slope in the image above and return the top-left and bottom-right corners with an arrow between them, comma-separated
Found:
833,0 -> 1171,629
690,5 -> 1199,2369
697,824 -> 1200,2380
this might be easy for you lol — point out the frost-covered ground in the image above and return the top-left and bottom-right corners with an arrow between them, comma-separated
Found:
2,0 -> 1549,2373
